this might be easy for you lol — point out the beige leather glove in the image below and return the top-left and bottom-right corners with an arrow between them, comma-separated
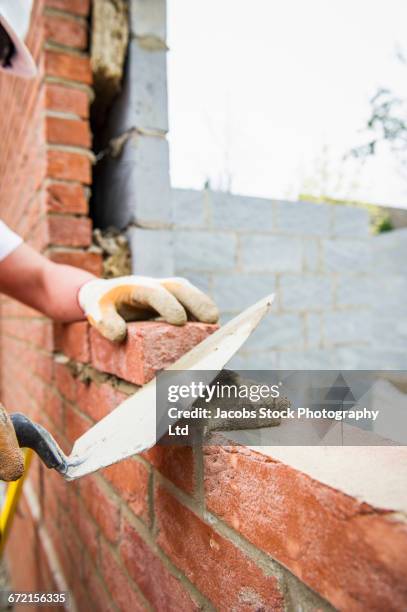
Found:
0,403 -> 24,481
79,276 -> 219,342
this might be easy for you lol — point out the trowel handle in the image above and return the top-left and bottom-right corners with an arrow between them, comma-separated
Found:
10,413 -> 68,474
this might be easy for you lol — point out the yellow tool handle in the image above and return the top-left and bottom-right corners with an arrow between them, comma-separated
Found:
0,448 -> 33,557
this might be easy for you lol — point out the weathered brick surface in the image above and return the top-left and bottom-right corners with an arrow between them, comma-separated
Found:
65,406 -> 91,446
103,458 -> 150,524
46,115 -> 92,148
44,12 -> 88,50
80,477 -> 121,544
45,82 -> 90,118
46,180 -> 88,213
47,149 -> 92,183
49,249 -> 103,275
48,214 -> 92,246
45,0 -> 91,16
55,321 -> 90,362
144,445 -> 195,495
55,361 -> 77,402
90,320 -> 218,385
155,484 -> 284,610
45,50 -> 92,84
120,518 -> 200,611
77,380 -> 127,422
100,540 -> 147,612
204,443 -> 407,611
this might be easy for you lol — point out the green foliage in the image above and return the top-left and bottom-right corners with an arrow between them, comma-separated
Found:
350,48 -> 407,167
298,193 -> 394,234
351,88 -> 407,160
374,214 -> 394,234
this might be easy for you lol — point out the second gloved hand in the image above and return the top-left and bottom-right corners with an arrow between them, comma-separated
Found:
78,276 -> 219,342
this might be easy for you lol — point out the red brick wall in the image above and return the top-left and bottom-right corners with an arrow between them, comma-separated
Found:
1,2 -> 406,612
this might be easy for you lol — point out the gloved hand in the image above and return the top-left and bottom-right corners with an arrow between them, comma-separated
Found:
79,276 -> 219,343
0,403 -> 24,481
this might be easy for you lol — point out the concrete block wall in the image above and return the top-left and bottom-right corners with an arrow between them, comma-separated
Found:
171,189 -> 375,369
369,228 -> 407,368
94,0 -> 407,373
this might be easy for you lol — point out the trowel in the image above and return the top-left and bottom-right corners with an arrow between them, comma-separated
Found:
10,294 -> 274,481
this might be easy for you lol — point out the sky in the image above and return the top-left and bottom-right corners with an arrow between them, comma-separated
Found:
167,0 -> 407,207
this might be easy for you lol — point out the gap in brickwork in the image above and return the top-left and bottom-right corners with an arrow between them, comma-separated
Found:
88,0 -> 129,233
87,0 -> 131,276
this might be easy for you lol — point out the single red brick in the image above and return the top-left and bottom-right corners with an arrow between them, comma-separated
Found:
47,149 -> 92,184
76,503 -> 100,564
45,83 -> 89,118
155,484 -> 284,611
55,362 -> 77,402
100,540 -> 147,612
90,321 -> 218,385
144,445 -> 195,495
59,506 -> 85,575
82,556 -> 114,612
103,458 -> 150,523
0,300 -> 39,318
46,116 -> 91,148
65,405 -> 91,445
77,381 -> 128,422
42,469 -> 59,526
44,13 -> 88,49
66,480 -> 81,518
58,321 -> 90,362
48,215 -> 92,247
46,180 -> 88,214
49,249 -> 103,276
120,518 -> 199,611
204,443 -> 407,611
80,477 -> 120,544
1,318 -> 54,352
45,50 -> 92,84
32,351 -> 54,384
69,580 -> 92,612
43,386 -> 64,430
45,0 -> 91,16
45,465 -> 69,508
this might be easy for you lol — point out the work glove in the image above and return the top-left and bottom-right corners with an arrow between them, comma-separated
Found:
79,276 -> 219,343
0,403 -> 24,481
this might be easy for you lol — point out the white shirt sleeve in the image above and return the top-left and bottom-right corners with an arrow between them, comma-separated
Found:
0,220 -> 23,262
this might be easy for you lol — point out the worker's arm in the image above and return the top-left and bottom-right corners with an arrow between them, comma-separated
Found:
0,242 -> 219,342
0,242 -> 95,321
0,241 -> 219,480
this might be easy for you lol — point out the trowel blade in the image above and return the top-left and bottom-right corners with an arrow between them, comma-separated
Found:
63,294 -> 275,480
